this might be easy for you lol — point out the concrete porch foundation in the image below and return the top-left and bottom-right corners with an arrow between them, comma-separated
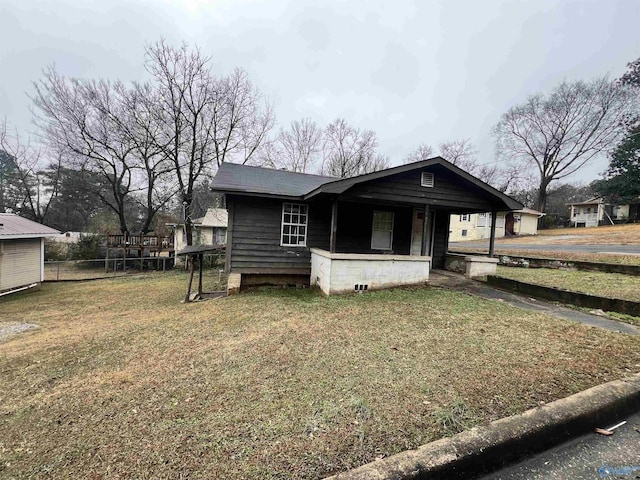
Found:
310,248 -> 431,295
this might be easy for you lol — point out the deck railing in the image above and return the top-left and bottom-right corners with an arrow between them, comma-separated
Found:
107,233 -> 174,249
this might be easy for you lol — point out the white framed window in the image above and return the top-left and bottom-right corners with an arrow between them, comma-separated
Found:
459,214 -> 469,222
371,211 -> 394,250
421,172 -> 434,188
461,229 -> 468,237
281,203 -> 308,246
477,212 -> 488,227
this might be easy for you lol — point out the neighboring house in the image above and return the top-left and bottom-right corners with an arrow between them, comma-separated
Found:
450,208 -> 544,241
169,207 -> 228,252
211,157 -> 522,295
569,197 -> 633,227
50,231 -> 87,244
0,214 -> 60,294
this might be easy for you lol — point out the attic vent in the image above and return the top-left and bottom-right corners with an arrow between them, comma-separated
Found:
421,172 -> 434,188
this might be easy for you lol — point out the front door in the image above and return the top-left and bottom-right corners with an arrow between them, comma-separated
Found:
410,208 -> 432,256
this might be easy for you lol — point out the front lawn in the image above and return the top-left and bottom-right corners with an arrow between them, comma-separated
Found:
2,273 -> 639,479
496,266 -> 640,302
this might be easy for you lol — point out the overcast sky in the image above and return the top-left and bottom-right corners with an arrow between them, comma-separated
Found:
1,0 -> 639,184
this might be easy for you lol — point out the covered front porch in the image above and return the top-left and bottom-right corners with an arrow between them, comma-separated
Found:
309,197 -> 503,295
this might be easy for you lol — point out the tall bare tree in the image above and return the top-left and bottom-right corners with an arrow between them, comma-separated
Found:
31,69 -> 138,233
322,118 -> 389,178
0,120 -> 63,223
403,143 -> 434,164
145,40 -> 274,243
267,118 -> 322,173
493,77 -> 636,212
439,138 -> 478,171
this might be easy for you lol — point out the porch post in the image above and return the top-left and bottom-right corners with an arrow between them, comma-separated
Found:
489,210 -> 497,257
330,199 -> 338,253
421,204 -> 430,256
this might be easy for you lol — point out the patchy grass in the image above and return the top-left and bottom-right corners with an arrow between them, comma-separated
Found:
2,273 -> 640,479
490,224 -> 640,245
536,224 -> 640,244
496,266 -> 640,302
451,247 -> 640,266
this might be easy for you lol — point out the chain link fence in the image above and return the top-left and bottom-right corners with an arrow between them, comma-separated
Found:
44,252 -> 226,282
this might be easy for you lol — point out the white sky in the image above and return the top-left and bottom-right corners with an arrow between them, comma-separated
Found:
1,0 -> 639,184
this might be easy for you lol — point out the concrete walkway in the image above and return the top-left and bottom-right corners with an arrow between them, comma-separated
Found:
429,270 -> 640,336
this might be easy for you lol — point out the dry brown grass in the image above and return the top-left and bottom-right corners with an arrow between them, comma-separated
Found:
1,273 -> 640,479
452,246 -> 640,266
496,266 -> 640,303
495,224 -> 640,245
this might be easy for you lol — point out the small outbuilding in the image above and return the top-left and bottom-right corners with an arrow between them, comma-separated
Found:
0,214 -> 60,294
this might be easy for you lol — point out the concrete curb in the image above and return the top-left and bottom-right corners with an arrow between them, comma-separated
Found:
486,275 -> 640,317
325,373 -> 640,480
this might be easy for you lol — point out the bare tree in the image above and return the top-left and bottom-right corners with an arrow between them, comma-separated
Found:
31,68 -> 137,233
322,118 -> 389,178
439,139 -> 478,171
145,40 -> 274,243
404,143 -> 434,164
0,120 -> 62,223
268,118 -> 322,172
493,77 -> 637,212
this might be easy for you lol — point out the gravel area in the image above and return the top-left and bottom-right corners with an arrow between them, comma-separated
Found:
0,323 -> 38,342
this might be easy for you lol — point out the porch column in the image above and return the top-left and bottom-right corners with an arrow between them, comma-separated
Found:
489,210 -> 497,257
330,199 -> 338,253
421,204 -> 430,256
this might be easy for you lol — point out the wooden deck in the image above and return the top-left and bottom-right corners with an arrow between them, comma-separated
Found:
107,234 -> 174,252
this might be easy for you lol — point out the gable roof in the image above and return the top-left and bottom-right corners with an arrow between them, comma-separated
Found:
0,214 -> 61,239
513,207 -> 545,217
211,162 -> 336,198
196,208 -> 228,228
569,197 -> 604,206
212,157 -> 523,211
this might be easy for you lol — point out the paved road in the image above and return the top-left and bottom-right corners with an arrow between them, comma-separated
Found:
477,412 -> 640,479
450,242 -> 640,255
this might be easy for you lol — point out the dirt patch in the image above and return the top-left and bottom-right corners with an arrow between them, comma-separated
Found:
0,323 -> 38,342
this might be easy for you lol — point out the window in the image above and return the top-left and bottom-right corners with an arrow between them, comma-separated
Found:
371,211 -> 394,250
421,172 -> 434,187
477,212 -> 488,227
214,228 -> 226,245
459,214 -> 469,222
573,209 -> 578,217
461,229 -> 468,237
281,203 -> 308,246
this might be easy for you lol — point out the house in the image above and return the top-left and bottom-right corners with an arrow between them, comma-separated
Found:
449,208 -> 544,241
211,157 -> 522,295
568,197 -> 634,227
0,214 -> 60,294
169,207 -> 228,252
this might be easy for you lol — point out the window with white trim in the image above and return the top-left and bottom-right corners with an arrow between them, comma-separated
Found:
371,211 -> 394,250
421,172 -> 434,187
281,203 -> 308,246
459,214 -> 469,222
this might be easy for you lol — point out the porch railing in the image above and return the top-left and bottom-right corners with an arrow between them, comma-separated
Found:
107,233 -> 174,249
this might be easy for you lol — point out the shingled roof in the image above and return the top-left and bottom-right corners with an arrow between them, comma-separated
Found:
211,163 -> 336,198
0,214 -> 60,239
212,158 -> 523,211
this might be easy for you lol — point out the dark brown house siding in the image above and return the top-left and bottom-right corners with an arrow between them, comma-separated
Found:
343,166 -> 501,212
334,202 -> 412,255
227,195 -> 330,274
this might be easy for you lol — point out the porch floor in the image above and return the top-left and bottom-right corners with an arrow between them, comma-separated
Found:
429,270 -> 639,335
